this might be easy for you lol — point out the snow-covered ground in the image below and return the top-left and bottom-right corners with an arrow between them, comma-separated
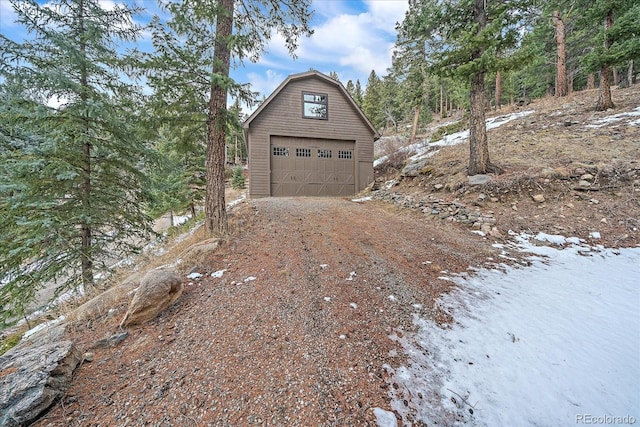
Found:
586,106 -> 640,128
385,235 -> 640,426
373,110 -> 535,168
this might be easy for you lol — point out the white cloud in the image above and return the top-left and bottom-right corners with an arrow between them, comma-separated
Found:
259,0 -> 409,84
365,0 -> 408,33
246,69 -> 286,99
0,1 -> 19,29
98,0 -> 117,11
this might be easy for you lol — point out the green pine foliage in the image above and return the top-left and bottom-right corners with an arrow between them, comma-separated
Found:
362,70 -> 385,130
142,0 -> 313,236
231,166 -> 246,190
579,1 -> 640,73
0,0 -> 152,325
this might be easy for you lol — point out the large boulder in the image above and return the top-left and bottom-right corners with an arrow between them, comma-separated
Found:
0,326 -> 81,427
119,269 -> 183,328
69,271 -> 144,322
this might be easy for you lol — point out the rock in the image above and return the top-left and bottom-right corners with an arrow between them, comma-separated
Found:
532,194 -> 545,203
490,227 -> 504,238
83,352 -> 94,362
92,332 -> 129,349
580,173 -> 594,181
180,238 -> 221,263
433,183 -> 444,190
120,269 -> 183,328
0,332 -> 81,427
69,271 -> 144,322
400,158 -> 430,177
577,180 -> 591,188
468,174 -> 492,185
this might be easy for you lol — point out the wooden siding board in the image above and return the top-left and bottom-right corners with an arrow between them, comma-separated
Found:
247,74 -> 376,196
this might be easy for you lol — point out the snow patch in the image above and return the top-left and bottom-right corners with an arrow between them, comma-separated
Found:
534,232 -> 566,245
211,269 -> 226,278
373,407 -> 398,427
23,315 -> 66,339
586,106 -> 640,128
386,236 -> 640,426
352,196 -> 373,202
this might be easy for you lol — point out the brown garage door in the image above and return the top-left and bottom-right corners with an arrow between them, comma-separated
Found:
270,136 -> 355,197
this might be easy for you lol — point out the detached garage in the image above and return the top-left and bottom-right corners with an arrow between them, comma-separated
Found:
243,71 -> 380,198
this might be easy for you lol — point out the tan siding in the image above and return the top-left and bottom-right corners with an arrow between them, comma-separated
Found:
247,75 -> 376,196
248,134 -> 270,198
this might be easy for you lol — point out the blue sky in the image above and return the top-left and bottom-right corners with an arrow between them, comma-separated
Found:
0,0 -> 408,103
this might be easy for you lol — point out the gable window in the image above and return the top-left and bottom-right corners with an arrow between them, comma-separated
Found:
303,92 -> 328,119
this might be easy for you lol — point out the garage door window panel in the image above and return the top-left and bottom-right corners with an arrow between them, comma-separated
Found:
273,147 -> 289,156
296,148 -> 311,157
318,149 -> 332,158
303,92 -> 328,119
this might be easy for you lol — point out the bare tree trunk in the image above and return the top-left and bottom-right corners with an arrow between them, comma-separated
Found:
628,60 -> 635,85
568,68 -> 574,94
587,73 -> 596,89
78,0 -> 93,287
205,0 -> 234,236
440,82 -> 445,118
552,10 -> 568,97
612,67 -> 619,86
495,70 -> 502,110
410,106 -> 420,142
596,10 -> 615,111
468,0 -> 502,176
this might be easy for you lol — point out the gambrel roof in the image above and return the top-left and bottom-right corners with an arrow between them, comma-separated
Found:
243,70 -> 380,140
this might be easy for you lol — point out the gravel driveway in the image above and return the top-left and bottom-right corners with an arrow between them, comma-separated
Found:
36,197 -> 497,426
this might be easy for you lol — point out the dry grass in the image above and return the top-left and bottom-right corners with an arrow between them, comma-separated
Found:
411,86 -> 639,191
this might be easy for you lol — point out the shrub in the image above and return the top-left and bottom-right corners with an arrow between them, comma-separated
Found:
231,166 -> 245,189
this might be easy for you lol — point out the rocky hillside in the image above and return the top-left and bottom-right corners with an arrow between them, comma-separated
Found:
370,85 -> 639,248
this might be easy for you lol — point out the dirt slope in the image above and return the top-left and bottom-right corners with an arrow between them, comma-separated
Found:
376,85 -> 640,248
35,198 -> 498,426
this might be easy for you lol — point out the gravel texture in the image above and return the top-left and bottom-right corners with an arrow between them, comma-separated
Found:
35,197 -> 498,426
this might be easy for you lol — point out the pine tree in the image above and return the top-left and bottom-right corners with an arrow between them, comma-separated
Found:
362,70 -> 384,130
578,0 -> 640,110
0,0 -> 151,324
354,80 -> 364,107
231,166 -> 245,190
144,0 -> 312,237
402,0 -> 533,175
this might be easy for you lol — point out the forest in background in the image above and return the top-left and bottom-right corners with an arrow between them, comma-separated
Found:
1,0 -> 638,327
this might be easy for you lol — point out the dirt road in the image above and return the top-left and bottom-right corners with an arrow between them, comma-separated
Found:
37,197 -> 499,426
